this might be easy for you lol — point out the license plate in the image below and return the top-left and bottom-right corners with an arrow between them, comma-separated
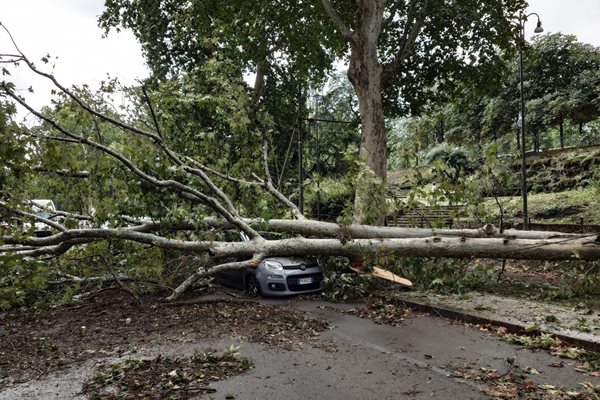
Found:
298,277 -> 313,285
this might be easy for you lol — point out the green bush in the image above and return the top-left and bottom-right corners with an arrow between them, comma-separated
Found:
389,257 -> 496,294
425,145 -> 475,184
304,178 -> 353,221
0,256 -> 51,310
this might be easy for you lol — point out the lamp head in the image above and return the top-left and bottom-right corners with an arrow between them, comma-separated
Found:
534,20 -> 544,33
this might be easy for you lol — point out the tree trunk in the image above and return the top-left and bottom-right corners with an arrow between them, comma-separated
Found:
347,0 -> 387,225
559,116 -> 564,148
167,230 -> 600,300
251,60 -> 267,104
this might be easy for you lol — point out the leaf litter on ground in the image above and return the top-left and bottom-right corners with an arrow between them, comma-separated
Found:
83,345 -> 254,400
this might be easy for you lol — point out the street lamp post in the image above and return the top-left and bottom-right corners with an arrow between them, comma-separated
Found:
519,13 -> 543,230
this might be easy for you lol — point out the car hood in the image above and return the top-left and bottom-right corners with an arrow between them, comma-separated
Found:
263,256 -> 312,266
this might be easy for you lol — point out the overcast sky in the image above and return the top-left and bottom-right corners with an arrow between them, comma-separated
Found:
1,0 -> 599,120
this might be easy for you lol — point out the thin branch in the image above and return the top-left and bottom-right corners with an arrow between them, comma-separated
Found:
253,140 -> 305,220
2,82 -> 259,239
0,245 -> 39,252
22,131 -> 82,144
262,140 -> 273,184
182,164 -> 240,216
252,60 -> 267,104
382,0 -> 424,82
141,85 -> 163,138
0,21 -> 163,144
30,167 -> 90,178
101,246 -> 142,305
48,209 -> 92,221
11,238 -> 94,257
277,122 -> 296,188
185,156 -> 257,186
0,200 -> 67,232
253,173 -> 306,220
167,253 -> 265,301
321,0 -> 358,43
186,151 -> 303,220
1,227 -> 214,252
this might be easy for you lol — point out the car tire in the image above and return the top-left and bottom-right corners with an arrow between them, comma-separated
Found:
246,275 -> 261,297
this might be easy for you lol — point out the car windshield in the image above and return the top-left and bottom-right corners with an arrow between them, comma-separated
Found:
36,212 -> 51,219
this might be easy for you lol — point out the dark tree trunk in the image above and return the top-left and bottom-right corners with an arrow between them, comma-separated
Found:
559,116 -> 564,148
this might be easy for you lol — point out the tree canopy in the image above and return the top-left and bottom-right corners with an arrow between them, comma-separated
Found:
99,0 -> 527,223
395,33 -> 600,157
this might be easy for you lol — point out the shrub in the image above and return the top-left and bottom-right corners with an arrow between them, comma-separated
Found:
320,257 -> 381,301
425,145 -> 475,184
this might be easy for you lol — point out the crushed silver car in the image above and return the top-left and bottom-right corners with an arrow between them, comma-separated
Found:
214,232 -> 323,297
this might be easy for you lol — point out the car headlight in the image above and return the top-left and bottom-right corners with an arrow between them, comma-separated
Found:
264,260 -> 283,271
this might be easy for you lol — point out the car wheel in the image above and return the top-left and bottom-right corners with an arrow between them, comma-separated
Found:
246,275 -> 261,297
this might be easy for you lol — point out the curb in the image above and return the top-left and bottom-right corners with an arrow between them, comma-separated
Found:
390,295 -> 600,353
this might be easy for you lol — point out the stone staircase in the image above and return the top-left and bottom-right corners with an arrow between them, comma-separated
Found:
387,204 -> 467,228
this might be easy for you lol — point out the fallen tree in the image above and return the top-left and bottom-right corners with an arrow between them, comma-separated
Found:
1,26 -> 599,302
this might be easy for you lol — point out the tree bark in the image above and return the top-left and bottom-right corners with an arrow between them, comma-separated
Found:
248,219 -> 581,241
251,60 -> 267,104
6,223 -> 596,261
206,236 -> 600,262
347,0 -> 387,225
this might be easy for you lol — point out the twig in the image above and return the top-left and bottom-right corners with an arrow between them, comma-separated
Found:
165,297 -> 258,307
101,246 -> 143,306
141,85 -> 163,138
175,386 -> 217,393
497,259 -> 507,283
80,285 -> 121,301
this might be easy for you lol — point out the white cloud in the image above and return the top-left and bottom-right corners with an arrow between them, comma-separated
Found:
0,0 -> 149,120
526,0 -> 600,45
1,0 -> 598,121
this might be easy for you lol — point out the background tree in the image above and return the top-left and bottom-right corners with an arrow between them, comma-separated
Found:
394,33 -> 600,159
99,0 -> 346,214
100,0 -> 527,224
525,33 -> 600,149
320,0 -> 525,223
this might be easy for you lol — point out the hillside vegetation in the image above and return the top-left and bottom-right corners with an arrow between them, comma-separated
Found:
485,187 -> 600,225
524,146 -> 600,194
387,146 -> 600,226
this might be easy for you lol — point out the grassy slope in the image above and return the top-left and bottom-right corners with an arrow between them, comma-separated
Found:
388,146 -> 599,224
484,187 -> 600,224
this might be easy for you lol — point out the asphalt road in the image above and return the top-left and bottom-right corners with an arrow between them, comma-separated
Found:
2,298 -> 597,399
206,299 -> 597,399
